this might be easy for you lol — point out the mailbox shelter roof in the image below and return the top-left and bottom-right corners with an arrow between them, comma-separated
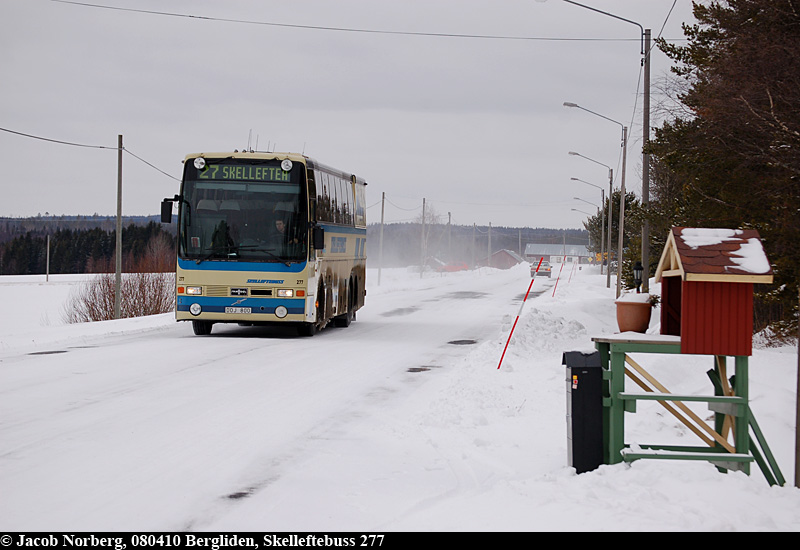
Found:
655,227 -> 773,284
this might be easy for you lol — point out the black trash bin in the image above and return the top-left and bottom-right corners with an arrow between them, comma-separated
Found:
562,350 -> 603,473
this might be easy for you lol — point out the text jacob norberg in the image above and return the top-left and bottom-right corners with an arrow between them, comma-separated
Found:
17,535 -> 126,550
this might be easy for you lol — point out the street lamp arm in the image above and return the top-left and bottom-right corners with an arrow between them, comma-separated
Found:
568,151 -> 611,173
560,0 -> 644,53
570,177 -> 603,192
563,102 -> 624,130
574,197 -> 599,209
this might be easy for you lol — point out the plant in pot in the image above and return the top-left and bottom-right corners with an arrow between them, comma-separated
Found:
615,261 -> 659,333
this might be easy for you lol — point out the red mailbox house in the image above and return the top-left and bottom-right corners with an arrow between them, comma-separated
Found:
654,228 -> 773,356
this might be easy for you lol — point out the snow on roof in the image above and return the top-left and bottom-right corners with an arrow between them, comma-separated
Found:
524,243 -> 591,257
655,227 -> 773,283
679,228 -> 743,248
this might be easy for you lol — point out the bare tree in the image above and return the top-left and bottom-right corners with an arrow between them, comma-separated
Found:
62,238 -> 175,323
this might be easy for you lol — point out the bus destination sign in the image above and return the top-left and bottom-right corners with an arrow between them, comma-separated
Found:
197,164 -> 291,183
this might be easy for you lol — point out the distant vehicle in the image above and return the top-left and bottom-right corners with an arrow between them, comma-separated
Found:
436,262 -> 469,273
531,261 -> 552,278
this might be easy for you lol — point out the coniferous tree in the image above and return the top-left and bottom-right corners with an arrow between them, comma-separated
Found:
649,0 -> 800,337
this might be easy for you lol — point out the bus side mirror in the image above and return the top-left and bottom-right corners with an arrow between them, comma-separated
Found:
161,199 -> 173,223
313,226 -> 325,250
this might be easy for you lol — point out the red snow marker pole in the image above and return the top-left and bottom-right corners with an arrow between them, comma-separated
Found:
497,258 -> 542,370
552,261 -> 566,297
568,260 -> 577,283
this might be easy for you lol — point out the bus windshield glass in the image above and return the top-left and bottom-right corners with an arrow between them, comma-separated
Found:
178,158 -> 307,263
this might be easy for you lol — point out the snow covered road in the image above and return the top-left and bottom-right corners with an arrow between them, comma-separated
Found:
2,265 -> 799,532
0,266 -> 549,530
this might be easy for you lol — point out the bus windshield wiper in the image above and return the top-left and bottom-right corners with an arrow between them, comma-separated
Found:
235,244 -> 292,266
195,244 -> 238,264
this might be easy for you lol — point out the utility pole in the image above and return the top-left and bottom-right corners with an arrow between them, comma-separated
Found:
378,192 -> 385,286
616,126 -> 628,298
488,222 -> 492,268
472,223 -> 476,268
420,198 -> 426,278
641,28 -> 651,293
114,134 -> 122,320
447,212 -> 451,263
606,168 -> 613,290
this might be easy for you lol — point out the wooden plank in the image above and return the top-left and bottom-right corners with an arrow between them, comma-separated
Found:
623,367 -> 715,447
684,273 -> 773,284
624,355 -> 736,453
659,268 -> 682,278
618,392 -> 745,404
621,449 -> 754,462
716,356 -> 735,442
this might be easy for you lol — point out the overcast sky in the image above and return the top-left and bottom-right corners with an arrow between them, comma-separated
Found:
1,0 -> 696,229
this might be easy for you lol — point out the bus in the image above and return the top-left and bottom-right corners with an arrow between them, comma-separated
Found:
161,151 -> 367,336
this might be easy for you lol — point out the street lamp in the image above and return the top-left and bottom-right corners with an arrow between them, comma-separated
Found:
571,177 -> 605,276
633,261 -> 644,293
564,102 -> 628,298
555,0 -> 652,292
569,151 -> 613,289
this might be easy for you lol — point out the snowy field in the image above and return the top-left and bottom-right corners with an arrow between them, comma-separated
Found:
0,264 -> 798,532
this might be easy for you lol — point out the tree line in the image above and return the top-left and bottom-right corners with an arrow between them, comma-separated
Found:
0,221 -> 176,275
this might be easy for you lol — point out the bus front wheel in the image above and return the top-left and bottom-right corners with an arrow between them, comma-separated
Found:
192,320 -> 213,335
297,322 -> 316,337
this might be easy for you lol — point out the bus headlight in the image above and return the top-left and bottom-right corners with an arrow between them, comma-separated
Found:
185,286 -> 203,295
190,303 -> 202,316
277,289 -> 294,297
275,306 -> 288,318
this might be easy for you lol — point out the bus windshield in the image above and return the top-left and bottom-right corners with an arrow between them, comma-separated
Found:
178,158 -> 308,264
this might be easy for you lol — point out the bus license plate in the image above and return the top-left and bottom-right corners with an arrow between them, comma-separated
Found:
225,307 -> 251,314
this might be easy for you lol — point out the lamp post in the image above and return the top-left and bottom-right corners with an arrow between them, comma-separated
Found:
571,177 -> 605,276
564,102 -> 628,298
569,151 -> 613,289
555,0 -> 651,292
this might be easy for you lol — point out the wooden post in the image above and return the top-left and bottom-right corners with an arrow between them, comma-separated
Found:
488,222 -> 492,268
114,134 -> 122,319
795,286 -> 800,487
420,198 -> 425,278
378,192 -> 384,286
734,355 -> 751,475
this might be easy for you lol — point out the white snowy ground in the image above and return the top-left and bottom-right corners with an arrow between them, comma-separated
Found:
0,264 -> 798,532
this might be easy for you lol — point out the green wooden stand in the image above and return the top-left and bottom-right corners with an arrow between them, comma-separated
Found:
592,334 -> 784,485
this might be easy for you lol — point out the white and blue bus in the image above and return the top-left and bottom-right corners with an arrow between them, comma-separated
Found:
161,151 -> 367,336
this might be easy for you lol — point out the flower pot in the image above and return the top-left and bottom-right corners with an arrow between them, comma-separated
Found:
615,300 -> 652,333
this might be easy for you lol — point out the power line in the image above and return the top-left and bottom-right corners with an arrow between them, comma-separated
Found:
0,126 -> 114,150
51,0 -> 685,43
123,147 -> 180,181
0,125 -> 179,181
